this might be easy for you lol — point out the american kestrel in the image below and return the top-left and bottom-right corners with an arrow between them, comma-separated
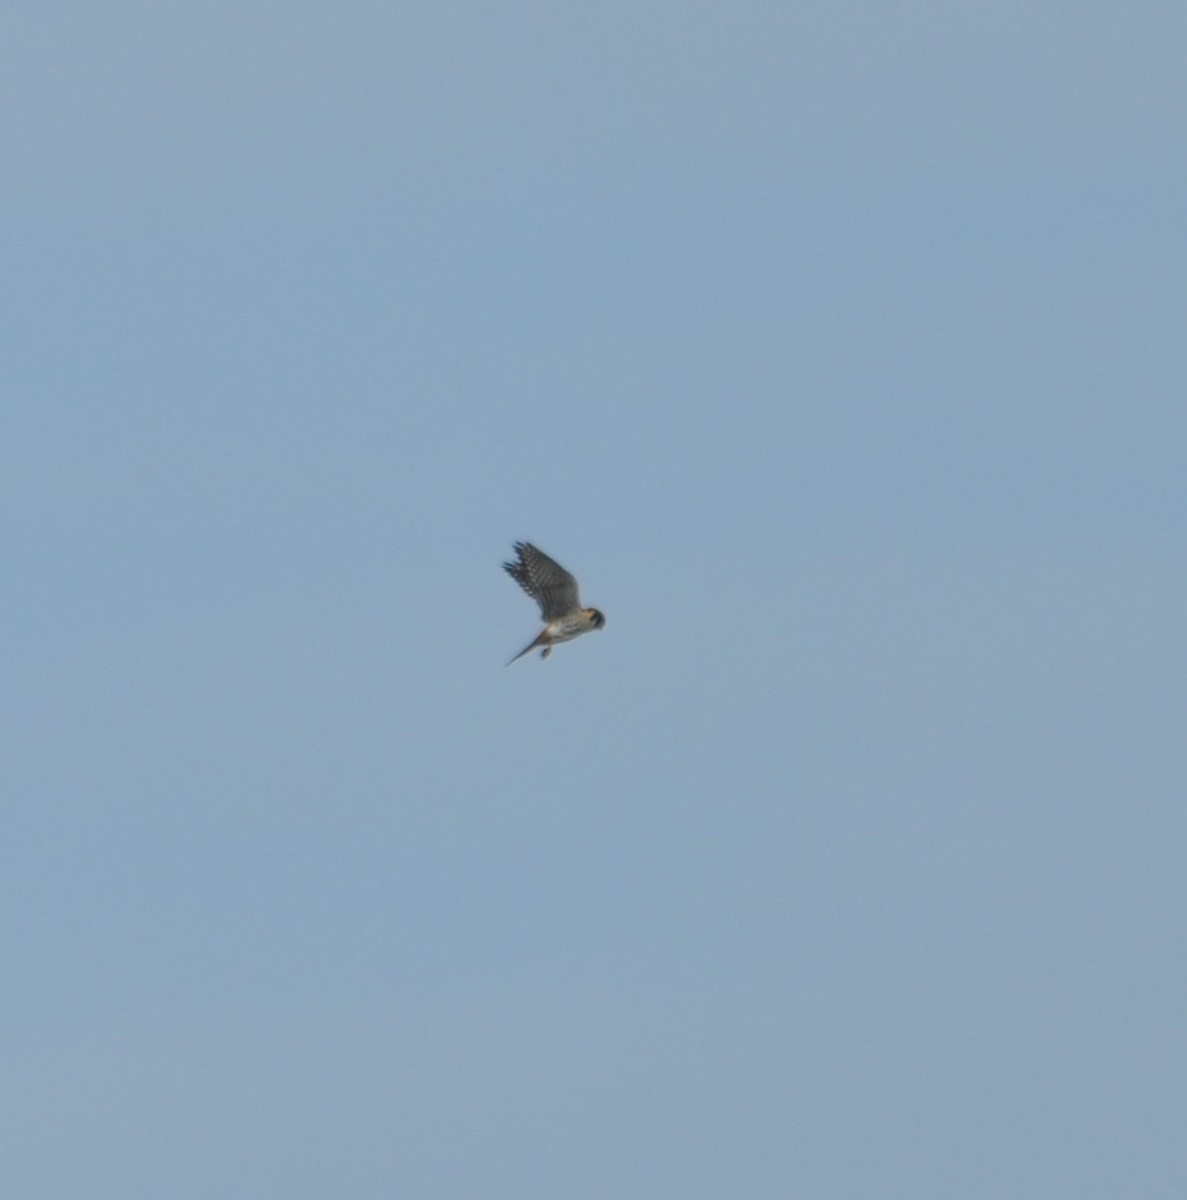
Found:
503,542 -> 606,664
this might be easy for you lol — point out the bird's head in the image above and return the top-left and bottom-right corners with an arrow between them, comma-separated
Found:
587,608 -> 606,630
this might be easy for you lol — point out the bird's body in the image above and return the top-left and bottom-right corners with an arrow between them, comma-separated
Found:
503,542 -> 605,664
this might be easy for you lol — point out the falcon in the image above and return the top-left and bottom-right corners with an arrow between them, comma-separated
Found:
502,542 -> 606,664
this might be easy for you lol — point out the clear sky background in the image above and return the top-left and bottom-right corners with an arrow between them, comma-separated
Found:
5,2 -> 1185,1196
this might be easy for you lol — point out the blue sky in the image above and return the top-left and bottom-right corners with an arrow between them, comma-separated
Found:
5,2 -> 1186,1196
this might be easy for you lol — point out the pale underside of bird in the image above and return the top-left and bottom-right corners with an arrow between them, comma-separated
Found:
502,541 -> 606,664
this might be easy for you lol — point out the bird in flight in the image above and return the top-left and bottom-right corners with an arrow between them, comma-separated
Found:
502,542 -> 606,664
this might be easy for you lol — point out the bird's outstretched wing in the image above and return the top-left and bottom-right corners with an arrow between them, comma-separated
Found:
503,542 -> 581,621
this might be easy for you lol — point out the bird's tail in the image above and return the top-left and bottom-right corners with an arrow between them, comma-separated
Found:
506,633 -> 545,666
